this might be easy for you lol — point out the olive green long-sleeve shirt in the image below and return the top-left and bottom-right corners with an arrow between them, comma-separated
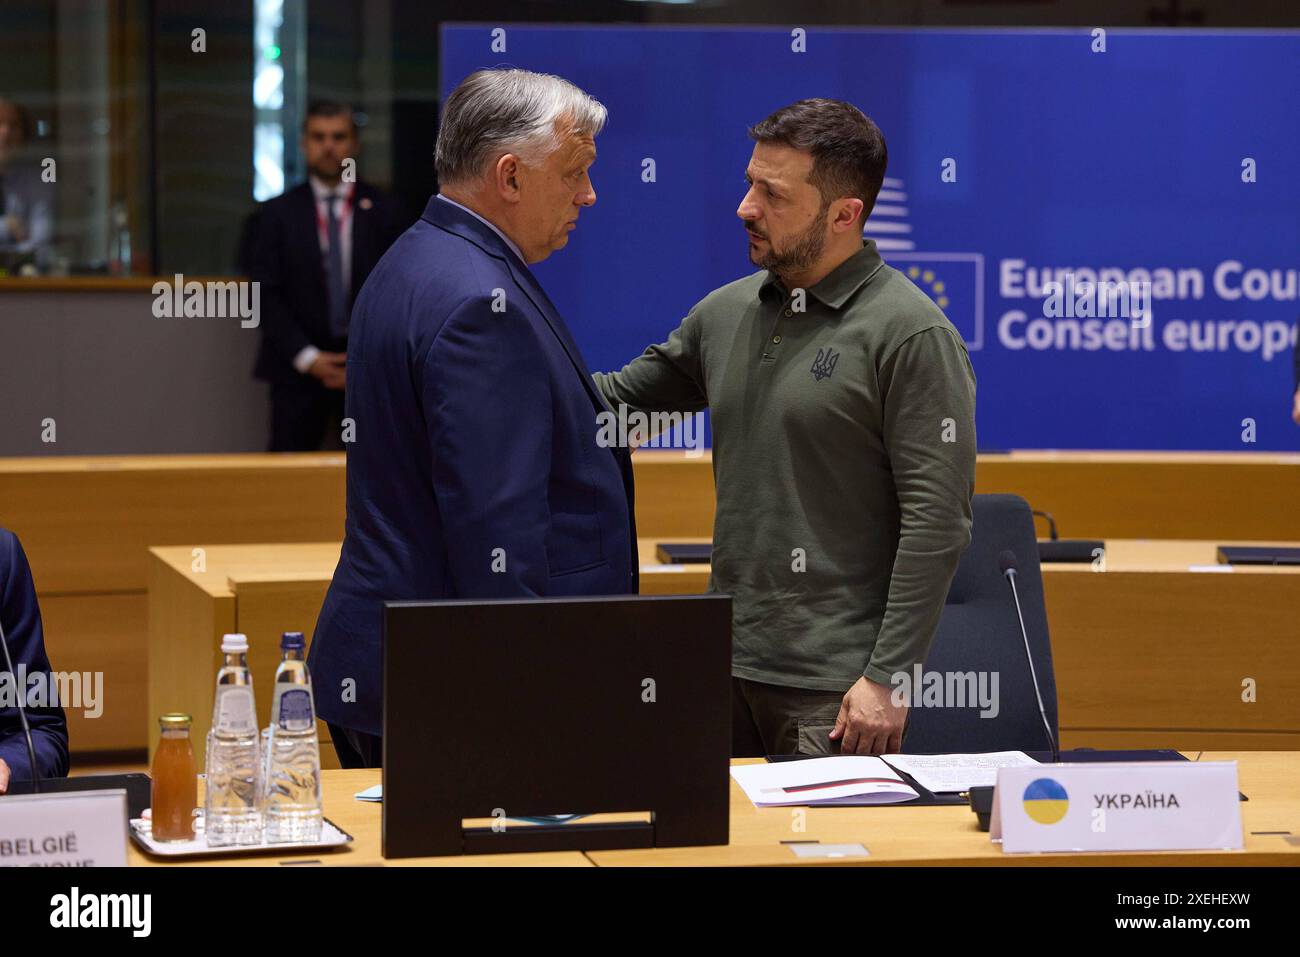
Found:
594,240 -> 977,691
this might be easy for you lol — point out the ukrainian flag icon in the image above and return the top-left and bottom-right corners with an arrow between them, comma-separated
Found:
1022,778 -> 1070,824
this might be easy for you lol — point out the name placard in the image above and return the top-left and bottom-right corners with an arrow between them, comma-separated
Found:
990,761 -> 1242,854
0,789 -> 128,866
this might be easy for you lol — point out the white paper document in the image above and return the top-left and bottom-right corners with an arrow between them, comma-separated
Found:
880,751 -> 1037,793
730,756 -> 919,807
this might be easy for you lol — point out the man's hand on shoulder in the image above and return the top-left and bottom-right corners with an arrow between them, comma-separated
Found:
0,757 -> 10,795
308,352 -> 347,390
830,675 -> 907,755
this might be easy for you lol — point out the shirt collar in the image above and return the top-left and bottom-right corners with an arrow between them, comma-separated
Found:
436,193 -> 526,264
760,239 -> 885,309
309,176 -> 353,202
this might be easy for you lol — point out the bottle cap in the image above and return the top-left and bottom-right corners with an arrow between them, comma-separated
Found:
280,631 -> 305,651
221,632 -> 248,653
159,712 -> 191,729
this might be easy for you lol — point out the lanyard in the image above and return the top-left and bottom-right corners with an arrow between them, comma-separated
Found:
314,183 -> 354,249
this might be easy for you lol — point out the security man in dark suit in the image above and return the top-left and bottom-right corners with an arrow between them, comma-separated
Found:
251,101 -> 407,451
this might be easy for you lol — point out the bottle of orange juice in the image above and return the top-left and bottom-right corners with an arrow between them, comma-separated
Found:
151,713 -> 197,842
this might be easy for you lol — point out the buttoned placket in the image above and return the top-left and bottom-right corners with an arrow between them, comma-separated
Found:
761,290 -> 798,364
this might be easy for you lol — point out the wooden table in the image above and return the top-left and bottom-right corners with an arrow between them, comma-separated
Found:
126,753 -> 1300,867
589,753 -> 1300,867
126,768 -> 591,867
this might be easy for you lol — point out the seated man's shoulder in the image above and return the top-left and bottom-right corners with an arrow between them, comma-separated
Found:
0,527 -> 25,579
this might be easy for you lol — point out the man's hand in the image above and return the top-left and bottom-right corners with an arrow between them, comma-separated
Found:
308,352 -> 347,390
1292,388 -> 1300,426
829,675 -> 908,755
0,757 -> 10,795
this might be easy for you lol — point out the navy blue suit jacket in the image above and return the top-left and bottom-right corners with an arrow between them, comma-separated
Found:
0,528 -> 69,782
309,196 -> 638,735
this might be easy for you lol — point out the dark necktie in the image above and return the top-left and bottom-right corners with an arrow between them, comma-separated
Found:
325,193 -> 348,336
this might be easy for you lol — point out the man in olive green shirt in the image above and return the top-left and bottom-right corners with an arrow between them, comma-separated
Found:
594,99 -> 977,757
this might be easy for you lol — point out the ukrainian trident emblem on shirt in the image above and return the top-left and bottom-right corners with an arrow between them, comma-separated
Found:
811,346 -> 840,381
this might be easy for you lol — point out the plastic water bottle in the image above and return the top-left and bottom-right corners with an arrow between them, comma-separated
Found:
263,632 -> 322,843
204,633 -> 262,845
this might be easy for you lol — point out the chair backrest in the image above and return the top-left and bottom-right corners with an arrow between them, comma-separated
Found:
900,494 -> 1060,753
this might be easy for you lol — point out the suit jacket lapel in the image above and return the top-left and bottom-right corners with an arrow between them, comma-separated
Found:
500,250 -> 635,528
349,183 -> 374,300
509,262 -> 636,531
423,196 -> 637,564
505,259 -> 616,416
291,184 -> 326,293
423,196 -> 613,415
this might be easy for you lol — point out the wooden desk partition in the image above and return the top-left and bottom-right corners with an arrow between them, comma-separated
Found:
5,449 -> 1300,756
976,451 -> 1300,541
0,454 -> 346,755
1043,540 -> 1300,750
148,544 -> 341,768
643,538 -> 1300,750
145,538 -> 1300,757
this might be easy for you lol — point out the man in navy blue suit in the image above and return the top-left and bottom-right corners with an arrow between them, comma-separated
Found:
0,528 -> 69,792
309,69 -> 637,767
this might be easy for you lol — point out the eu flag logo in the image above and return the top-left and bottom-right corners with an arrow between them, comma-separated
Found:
885,253 -> 985,351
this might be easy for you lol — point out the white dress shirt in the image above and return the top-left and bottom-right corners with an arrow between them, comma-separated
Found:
294,177 -> 356,375
436,193 -> 526,263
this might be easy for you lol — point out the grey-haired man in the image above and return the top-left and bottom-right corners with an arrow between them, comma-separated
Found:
310,69 -> 636,767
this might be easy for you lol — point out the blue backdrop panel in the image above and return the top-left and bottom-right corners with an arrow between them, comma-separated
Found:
441,25 -> 1300,450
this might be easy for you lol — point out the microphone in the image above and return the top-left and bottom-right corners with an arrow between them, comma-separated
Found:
998,549 -> 1059,763
0,615 -> 41,792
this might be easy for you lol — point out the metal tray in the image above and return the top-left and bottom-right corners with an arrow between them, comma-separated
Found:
130,814 -> 353,858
